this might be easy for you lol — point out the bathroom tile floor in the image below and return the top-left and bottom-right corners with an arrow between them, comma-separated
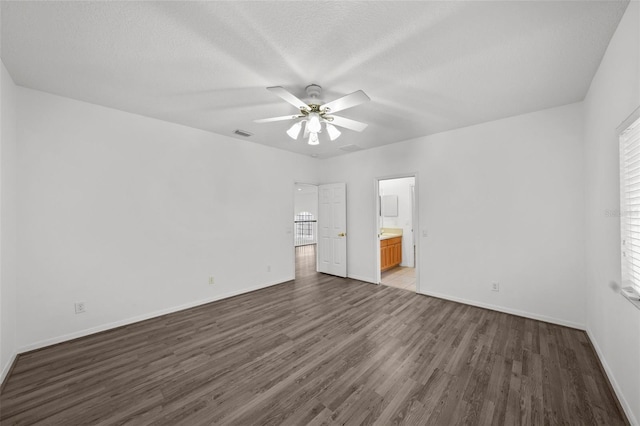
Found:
381,266 -> 416,292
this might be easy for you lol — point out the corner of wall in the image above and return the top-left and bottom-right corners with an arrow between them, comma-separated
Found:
0,59 -> 19,388
582,1 -> 640,423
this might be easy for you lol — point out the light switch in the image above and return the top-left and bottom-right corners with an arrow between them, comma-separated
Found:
422,230 -> 428,237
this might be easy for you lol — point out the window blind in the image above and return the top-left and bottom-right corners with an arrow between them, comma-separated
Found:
620,115 -> 640,295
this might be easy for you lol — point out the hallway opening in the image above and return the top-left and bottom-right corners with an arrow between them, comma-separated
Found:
294,183 -> 318,277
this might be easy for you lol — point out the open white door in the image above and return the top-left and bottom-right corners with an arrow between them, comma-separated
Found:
317,183 -> 347,277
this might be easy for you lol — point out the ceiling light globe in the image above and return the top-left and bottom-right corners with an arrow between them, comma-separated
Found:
286,121 -> 302,139
307,113 -> 322,133
326,123 -> 341,141
308,132 -> 320,145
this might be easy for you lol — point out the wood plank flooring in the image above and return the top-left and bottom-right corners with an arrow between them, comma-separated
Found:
0,247 -> 627,425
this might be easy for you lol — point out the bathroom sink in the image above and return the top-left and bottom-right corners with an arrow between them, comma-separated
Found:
380,232 -> 401,240
380,228 -> 403,240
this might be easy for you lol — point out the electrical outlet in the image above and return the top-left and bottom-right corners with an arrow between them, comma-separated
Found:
491,282 -> 500,292
208,276 -> 215,285
75,302 -> 86,314
267,265 -> 271,272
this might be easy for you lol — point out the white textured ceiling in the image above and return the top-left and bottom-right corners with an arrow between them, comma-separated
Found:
1,1 -> 629,158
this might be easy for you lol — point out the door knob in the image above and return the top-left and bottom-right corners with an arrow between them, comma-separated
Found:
338,232 -> 346,237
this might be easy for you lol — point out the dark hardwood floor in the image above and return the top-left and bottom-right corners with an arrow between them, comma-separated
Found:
0,246 -> 627,425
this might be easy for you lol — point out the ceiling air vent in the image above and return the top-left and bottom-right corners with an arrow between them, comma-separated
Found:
339,144 -> 362,152
234,129 -> 253,137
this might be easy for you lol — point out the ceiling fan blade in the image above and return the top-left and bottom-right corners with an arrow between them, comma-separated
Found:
254,115 -> 300,123
327,115 -> 368,132
267,86 -> 309,110
321,90 -> 370,114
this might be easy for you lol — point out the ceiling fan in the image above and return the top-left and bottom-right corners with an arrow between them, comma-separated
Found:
254,84 -> 370,145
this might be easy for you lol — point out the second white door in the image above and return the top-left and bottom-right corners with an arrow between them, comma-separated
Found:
317,183 -> 347,277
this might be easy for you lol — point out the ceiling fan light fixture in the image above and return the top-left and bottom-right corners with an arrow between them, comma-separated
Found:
286,121 -> 303,139
308,132 -> 319,145
257,85 -> 370,147
326,123 -> 341,141
307,113 -> 322,133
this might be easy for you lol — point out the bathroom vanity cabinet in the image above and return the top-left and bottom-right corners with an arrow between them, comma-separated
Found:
380,236 -> 402,271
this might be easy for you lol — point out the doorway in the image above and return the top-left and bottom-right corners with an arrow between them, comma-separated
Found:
377,176 -> 418,292
294,183 -> 318,278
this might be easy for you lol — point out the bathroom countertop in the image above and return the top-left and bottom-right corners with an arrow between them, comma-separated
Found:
380,228 -> 403,240
380,234 -> 402,240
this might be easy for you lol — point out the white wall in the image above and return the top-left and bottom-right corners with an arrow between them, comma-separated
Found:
15,87 -> 319,351
322,102 -> 586,328
0,60 -> 18,382
294,185 -> 318,218
583,1 -> 640,423
380,177 -> 414,267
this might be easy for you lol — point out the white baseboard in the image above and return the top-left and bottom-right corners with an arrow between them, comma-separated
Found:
347,273 -> 378,285
18,277 -> 292,354
586,328 -> 639,426
419,289 -> 585,330
1,351 -> 18,386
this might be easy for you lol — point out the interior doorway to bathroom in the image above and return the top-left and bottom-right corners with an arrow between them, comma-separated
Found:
294,183 -> 318,278
377,176 -> 417,292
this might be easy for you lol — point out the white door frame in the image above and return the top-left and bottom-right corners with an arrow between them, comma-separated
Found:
375,173 -> 420,293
